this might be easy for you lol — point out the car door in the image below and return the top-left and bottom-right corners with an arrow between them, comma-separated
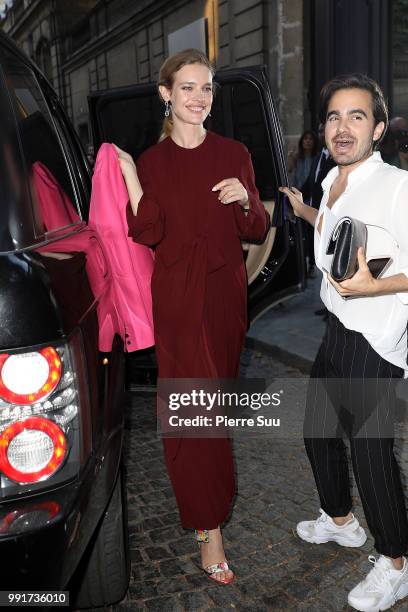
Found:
0,30 -> 125,479
0,33 -> 128,593
88,65 -> 306,323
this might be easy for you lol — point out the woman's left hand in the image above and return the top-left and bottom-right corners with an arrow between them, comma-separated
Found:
212,178 -> 249,207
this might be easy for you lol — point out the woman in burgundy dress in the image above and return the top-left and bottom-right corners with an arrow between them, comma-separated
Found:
115,49 -> 269,584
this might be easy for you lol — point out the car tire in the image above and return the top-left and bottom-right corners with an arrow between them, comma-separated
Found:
72,467 -> 130,609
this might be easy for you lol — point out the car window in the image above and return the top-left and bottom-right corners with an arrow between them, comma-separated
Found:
93,87 -> 162,161
44,87 -> 92,220
209,80 -> 278,200
0,46 -> 82,241
92,78 -> 278,202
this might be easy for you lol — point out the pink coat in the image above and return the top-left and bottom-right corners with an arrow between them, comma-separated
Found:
34,149 -> 154,353
33,162 -> 117,351
32,161 -> 81,230
89,143 -> 154,352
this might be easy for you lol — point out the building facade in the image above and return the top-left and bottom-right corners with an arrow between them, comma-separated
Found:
2,0 -> 408,154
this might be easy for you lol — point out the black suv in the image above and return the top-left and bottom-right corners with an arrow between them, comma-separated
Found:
0,31 -> 127,608
0,30 -> 304,608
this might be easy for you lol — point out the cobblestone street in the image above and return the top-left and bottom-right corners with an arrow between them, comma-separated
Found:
109,346 -> 408,612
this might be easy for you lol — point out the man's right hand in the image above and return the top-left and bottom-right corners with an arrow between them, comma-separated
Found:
279,186 -> 318,227
279,186 -> 304,216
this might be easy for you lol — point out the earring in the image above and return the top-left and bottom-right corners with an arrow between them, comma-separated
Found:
165,100 -> 170,118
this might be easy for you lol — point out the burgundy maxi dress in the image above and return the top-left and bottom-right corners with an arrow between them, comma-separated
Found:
127,131 -> 270,529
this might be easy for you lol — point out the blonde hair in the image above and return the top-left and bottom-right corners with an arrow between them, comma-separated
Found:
157,49 -> 215,141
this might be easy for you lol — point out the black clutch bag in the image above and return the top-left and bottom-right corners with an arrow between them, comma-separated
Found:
326,216 -> 367,281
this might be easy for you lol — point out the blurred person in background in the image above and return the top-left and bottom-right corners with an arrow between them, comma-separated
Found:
301,124 -> 336,282
287,130 -> 319,280
391,116 -> 408,170
389,115 -> 407,137
379,128 -> 400,166
288,130 -> 320,189
379,117 -> 408,170
302,123 -> 336,208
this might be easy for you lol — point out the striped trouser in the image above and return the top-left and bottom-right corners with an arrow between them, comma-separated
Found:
304,312 -> 408,558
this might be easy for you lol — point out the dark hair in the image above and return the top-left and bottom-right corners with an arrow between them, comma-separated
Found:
319,73 -> 388,147
297,130 -> 319,159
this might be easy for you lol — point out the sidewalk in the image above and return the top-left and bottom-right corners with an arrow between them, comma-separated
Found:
122,273 -> 408,611
247,272 -> 326,367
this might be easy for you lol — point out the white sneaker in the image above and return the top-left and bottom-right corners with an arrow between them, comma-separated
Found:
348,555 -> 408,612
296,508 -> 367,547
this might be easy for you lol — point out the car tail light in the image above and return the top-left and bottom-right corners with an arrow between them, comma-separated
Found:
0,347 -> 62,404
0,338 -> 88,492
0,417 -> 67,483
0,501 -> 60,534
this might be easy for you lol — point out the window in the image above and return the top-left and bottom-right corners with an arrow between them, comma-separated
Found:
209,79 -> 279,200
94,87 -> 162,161
392,0 -> 408,117
35,37 -> 52,82
78,123 -> 89,147
0,46 -> 82,240
93,76 -> 280,200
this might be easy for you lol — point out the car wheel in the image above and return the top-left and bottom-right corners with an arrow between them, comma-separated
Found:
72,467 -> 130,608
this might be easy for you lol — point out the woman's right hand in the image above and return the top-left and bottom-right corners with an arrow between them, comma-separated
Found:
112,143 -> 137,177
278,186 -> 305,217
112,144 -> 143,213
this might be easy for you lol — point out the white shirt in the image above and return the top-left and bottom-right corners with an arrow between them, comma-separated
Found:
314,152 -> 408,376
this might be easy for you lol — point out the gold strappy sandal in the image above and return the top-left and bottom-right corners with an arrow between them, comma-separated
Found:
194,529 -> 235,586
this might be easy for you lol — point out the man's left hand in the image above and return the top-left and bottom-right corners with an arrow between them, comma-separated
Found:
328,248 -> 379,297
212,178 -> 249,207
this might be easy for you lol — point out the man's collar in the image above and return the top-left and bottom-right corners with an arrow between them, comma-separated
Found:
321,151 -> 383,193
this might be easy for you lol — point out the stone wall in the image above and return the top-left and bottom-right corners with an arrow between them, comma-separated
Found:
217,0 -> 305,153
218,0 -> 264,68
2,0 -> 309,150
280,0 -> 304,153
61,0 -> 307,144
